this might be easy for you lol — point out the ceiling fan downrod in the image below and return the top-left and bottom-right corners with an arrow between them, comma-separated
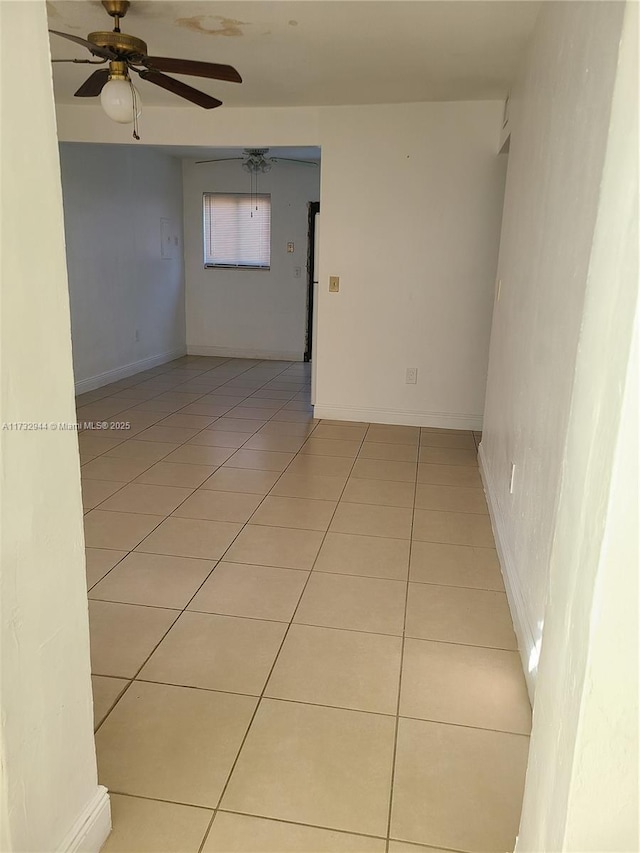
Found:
102,0 -> 130,33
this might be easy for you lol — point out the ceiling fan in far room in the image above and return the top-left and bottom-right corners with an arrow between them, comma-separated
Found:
49,0 -> 242,139
196,149 -> 319,206
196,149 -> 319,172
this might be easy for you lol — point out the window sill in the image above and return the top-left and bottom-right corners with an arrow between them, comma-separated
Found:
204,265 -> 271,271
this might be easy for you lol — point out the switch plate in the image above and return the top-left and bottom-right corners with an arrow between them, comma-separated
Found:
329,276 -> 340,292
405,367 -> 418,384
287,242 -> 295,253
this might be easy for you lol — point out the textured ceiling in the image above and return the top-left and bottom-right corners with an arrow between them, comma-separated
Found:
48,1 -> 540,108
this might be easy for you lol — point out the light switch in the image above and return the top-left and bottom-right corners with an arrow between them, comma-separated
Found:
329,276 -> 340,292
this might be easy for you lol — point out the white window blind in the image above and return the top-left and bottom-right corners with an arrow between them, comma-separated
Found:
203,192 -> 271,269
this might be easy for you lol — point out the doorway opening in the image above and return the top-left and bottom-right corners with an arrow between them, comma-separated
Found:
304,200 -> 320,363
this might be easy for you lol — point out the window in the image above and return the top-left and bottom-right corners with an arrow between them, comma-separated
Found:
203,192 -> 271,269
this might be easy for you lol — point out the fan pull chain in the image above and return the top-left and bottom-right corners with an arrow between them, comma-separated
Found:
131,81 -> 140,141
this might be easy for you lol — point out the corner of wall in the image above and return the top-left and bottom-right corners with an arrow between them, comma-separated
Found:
478,442 -> 537,701
56,787 -> 111,853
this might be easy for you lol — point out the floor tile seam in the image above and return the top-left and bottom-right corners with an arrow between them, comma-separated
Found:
93,529 -> 225,730
199,562 -> 318,843
204,519 -> 416,539
125,680 -> 401,720
93,677 -> 137,736
256,617 -> 404,639
159,413 -> 322,595
396,713 -> 532,738
106,788 -> 214,814
216,807 -> 392,844
92,677 -> 132,732
411,505 -> 490,518
94,359 -> 293,451
90,484 -> 198,519
172,403 -> 322,832
384,452 -> 418,850
111,376 -> 312,564
89,602 -> 516,648
86,511 -> 173,562
97,356 -> 230,394
79,360 -> 230,421
81,431 -> 207,482
98,650 -> 531,735
408,536 -> 497,549
404,580 -> 509,597
198,423 -> 373,845
86,547 -> 133,593
413,507 -> 490,517
401,578 -> 505,593
82,478 -> 148,514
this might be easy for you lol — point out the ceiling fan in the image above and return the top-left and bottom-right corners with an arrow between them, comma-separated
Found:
196,149 -> 319,172
49,0 -> 242,137
196,149 -> 318,215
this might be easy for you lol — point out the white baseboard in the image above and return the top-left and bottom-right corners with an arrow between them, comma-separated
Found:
478,442 -> 537,702
74,347 -> 187,394
56,786 -> 111,853
187,345 -> 303,362
312,403 -> 482,431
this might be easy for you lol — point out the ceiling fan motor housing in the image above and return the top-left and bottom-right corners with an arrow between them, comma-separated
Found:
88,30 -> 147,60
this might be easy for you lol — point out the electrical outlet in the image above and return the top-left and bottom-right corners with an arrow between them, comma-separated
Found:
294,267 -> 302,278
329,276 -> 340,292
509,462 -> 516,494
405,367 -> 418,385
287,242 -> 295,253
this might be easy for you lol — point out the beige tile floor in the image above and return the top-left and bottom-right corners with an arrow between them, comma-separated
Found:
79,356 -> 531,853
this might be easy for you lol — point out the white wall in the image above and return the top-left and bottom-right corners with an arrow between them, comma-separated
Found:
58,143 -> 186,392
56,101 -> 506,427
0,2 -> 108,851
183,156 -> 320,360
314,101 -> 506,428
479,0 -> 627,689
513,3 -> 639,848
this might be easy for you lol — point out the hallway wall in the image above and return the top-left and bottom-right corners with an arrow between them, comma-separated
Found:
479,0 -> 626,689
59,143 -> 186,391
182,155 -> 320,360
0,3 -> 108,850
510,2 -> 638,848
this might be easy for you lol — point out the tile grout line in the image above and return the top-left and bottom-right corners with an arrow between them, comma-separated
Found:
90,358 -> 314,735
84,359 -> 316,595
384,435 -> 419,853
195,418 -> 372,852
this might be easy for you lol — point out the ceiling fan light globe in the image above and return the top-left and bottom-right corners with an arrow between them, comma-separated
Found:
100,78 -> 141,123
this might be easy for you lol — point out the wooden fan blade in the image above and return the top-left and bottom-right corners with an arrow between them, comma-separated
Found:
195,158 -> 244,164
143,57 -> 242,83
271,158 -> 319,167
137,70 -> 223,109
74,68 -> 111,97
49,30 -> 117,60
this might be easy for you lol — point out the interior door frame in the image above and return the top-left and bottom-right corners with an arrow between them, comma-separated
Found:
304,200 -> 320,362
